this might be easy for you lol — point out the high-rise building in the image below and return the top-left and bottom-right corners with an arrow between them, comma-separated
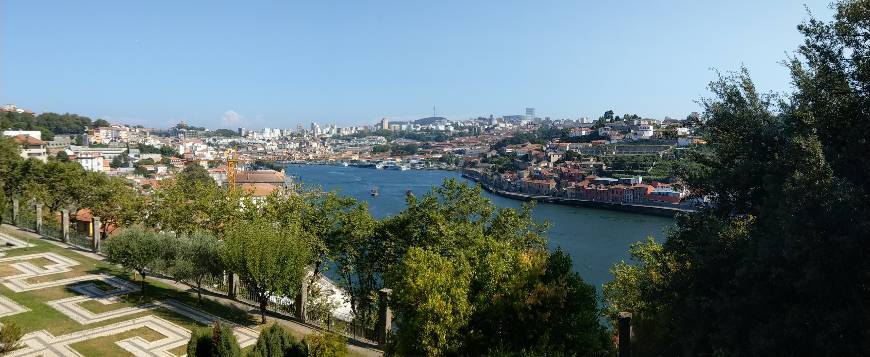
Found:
380,117 -> 389,131
525,107 -> 535,119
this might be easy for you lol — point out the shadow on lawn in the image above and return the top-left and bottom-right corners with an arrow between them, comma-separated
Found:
66,269 -> 256,327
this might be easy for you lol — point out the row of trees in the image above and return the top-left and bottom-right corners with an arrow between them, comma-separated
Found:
0,139 -> 143,231
603,1 -> 870,355
3,113 -> 619,356
1,111 -> 106,141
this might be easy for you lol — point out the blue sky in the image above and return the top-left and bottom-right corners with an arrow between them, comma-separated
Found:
1,1 -> 832,129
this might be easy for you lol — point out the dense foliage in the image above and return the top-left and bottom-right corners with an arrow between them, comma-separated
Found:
0,111 -> 97,141
249,324 -> 308,357
222,202 -> 312,323
604,2 -> 870,355
186,322 -> 241,357
170,231 -> 224,303
104,227 -> 173,295
305,332 -> 348,357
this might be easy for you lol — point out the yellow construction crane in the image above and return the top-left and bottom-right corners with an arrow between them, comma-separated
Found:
225,148 -> 238,190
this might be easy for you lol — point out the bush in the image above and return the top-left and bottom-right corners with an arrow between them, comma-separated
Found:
213,321 -> 242,357
186,321 -> 241,357
0,322 -> 23,353
305,332 -> 347,357
187,327 -> 213,357
249,323 -> 307,357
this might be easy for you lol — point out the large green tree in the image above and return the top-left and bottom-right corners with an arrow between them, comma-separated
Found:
373,180 -> 611,356
388,247 -> 472,356
170,231 -> 224,304
105,227 -> 173,295
222,197 -> 312,323
604,2 -> 870,355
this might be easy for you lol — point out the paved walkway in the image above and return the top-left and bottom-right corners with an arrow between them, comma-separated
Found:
0,225 -> 383,357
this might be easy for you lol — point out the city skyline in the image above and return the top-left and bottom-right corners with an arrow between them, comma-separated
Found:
2,1 -> 833,128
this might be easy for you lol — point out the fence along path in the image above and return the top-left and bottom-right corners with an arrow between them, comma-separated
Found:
2,205 -> 388,352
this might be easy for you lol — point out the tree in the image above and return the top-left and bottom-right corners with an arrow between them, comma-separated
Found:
478,249 -> 612,356
105,227 -> 172,295
212,321 -> 241,357
55,150 -> 69,162
37,160 -> 88,212
371,144 -> 390,154
209,129 -> 240,137
187,322 -> 241,357
221,208 -> 311,323
88,177 -> 145,232
148,175 -> 226,237
171,231 -> 224,304
331,203 -> 381,328
369,179 -> 610,355
249,323 -> 307,357
180,163 -> 214,186
92,118 -> 110,127
298,190 -> 360,292
605,2 -> 870,355
387,247 -> 472,356
187,327 -> 213,357
110,151 -> 130,168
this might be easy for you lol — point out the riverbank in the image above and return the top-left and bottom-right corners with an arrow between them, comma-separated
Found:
282,165 -> 672,288
461,173 -> 694,218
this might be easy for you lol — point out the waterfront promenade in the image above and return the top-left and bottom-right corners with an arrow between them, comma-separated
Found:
461,173 -> 696,218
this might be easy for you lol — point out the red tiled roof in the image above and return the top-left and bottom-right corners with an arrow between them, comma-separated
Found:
240,183 -> 281,197
12,134 -> 44,145
236,170 -> 284,184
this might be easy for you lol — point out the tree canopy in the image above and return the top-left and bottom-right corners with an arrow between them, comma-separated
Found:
604,2 -> 870,355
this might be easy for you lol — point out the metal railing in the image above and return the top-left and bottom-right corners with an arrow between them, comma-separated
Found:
1,207 -> 12,225
41,212 -> 63,240
306,309 -> 378,342
18,208 -> 36,231
1,201 -> 383,346
69,229 -> 92,250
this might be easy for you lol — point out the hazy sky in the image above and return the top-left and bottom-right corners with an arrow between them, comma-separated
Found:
1,1 -> 833,129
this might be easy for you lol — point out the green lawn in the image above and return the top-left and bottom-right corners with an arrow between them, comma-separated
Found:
0,226 -> 259,356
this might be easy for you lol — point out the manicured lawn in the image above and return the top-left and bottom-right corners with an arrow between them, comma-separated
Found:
69,326 -> 167,356
0,226 -> 261,356
77,298 -> 140,314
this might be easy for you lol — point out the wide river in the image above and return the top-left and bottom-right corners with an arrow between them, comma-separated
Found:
285,165 -> 673,290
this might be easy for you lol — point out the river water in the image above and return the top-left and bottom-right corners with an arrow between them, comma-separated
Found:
285,165 -> 673,290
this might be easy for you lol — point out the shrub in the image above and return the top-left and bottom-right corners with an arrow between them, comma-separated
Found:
187,327 -> 213,357
186,321 -> 241,357
0,322 -> 23,353
248,323 -> 307,357
212,321 -> 241,357
305,332 -> 347,357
